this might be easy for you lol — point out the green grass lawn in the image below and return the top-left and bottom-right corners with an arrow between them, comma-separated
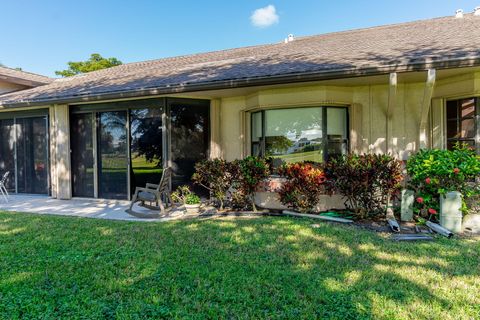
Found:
0,212 -> 479,319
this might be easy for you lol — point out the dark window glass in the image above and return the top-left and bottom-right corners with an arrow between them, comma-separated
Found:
71,113 -> 95,197
251,107 -> 348,163
0,119 -> 16,192
130,108 -> 163,195
447,120 -> 460,139
446,100 -> 458,119
169,99 -> 210,189
98,111 -> 128,199
251,111 -> 263,157
16,117 -> 48,194
446,98 -> 478,151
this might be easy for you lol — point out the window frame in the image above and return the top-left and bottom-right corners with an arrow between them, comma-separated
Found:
445,97 -> 480,154
250,106 -> 350,162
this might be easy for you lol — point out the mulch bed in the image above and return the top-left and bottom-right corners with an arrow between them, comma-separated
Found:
200,206 -> 440,236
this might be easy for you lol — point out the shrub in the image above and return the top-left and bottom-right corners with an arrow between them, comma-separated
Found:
192,159 -> 235,210
234,156 -> 270,212
185,193 -> 201,205
171,185 -> 200,205
406,143 -> 480,219
278,162 -> 327,213
325,154 -> 403,219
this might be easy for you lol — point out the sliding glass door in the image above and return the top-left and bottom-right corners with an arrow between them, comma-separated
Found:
0,115 -> 49,194
130,108 -> 164,195
0,119 -> 16,192
16,117 -> 49,194
71,113 -> 95,197
70,98 -> 210,200
169,99 -> 210,189
98,111 -> 128,199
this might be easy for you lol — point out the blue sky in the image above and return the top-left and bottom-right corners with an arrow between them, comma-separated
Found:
2,1 -> 479,77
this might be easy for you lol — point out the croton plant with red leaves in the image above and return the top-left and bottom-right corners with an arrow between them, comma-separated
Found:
278,162 -> 327,213
324,154 -> 403,219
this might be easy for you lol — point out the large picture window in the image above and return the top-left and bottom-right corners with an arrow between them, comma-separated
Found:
251,106 -> 348,162
446,98 -> 479,152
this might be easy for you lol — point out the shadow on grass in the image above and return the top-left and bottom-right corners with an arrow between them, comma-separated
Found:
0,211 -> 479,319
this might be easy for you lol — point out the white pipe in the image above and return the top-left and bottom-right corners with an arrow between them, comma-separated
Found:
426,221 -> 454,238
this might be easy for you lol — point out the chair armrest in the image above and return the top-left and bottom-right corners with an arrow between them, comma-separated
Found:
146,183 -> 159,189
133,187 -> 158,194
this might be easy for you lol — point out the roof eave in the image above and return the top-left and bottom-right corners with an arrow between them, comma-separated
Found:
2,56 -> 480,108
0,75 -> 52,88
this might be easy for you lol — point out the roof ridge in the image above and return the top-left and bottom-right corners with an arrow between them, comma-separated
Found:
292,13 -> 468,42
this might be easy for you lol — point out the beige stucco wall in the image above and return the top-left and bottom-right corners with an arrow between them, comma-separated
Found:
219,71 -> 480,161
220,97 -> 247,161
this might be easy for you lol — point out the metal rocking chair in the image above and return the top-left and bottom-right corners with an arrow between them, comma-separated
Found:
127,167 -> 173,218
0,171 -> 10,203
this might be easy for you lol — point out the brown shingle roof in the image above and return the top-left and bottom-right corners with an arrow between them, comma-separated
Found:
0,66 -> 52,87
2,13 -> 480,107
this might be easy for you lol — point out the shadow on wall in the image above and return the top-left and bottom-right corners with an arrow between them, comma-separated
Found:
0,212 -> 478,318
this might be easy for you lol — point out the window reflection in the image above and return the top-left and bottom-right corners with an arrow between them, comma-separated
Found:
252,107 -> 348,163
98,111 -> 128,199
130,108 -> 163,194
264,107 -> 323,163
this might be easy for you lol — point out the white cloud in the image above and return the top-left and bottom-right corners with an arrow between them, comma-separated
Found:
250,5 -> 279,28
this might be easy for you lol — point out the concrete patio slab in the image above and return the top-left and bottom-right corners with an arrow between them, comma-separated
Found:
0,194 -> 191,222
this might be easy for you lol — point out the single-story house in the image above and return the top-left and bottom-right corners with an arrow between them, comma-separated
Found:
0,11 -> 479,201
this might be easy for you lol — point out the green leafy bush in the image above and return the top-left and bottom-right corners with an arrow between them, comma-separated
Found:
185,194 -> 201,205
406,144 -> 480,218
278,162 -> 327,213
233,156 -> 270,211
192,159 -> 235,210
325,154 -> 403,219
